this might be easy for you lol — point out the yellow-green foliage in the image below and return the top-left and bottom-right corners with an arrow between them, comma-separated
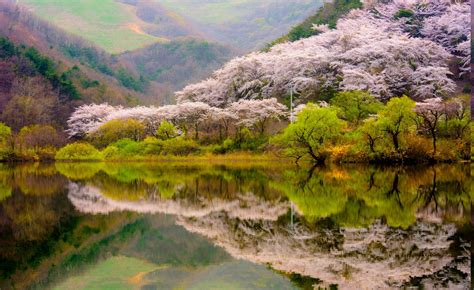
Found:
160,137 -> 200,156
376,96 -> 416,152
271,165 -> 471,228
55,142 -> 102,161
273,104 -> 346,163
55,162 -> 104,180
0,122 -> 12,160
15,125 -> 64,161
330,90 -> 382,125
99,137 -> 200,160
156,121 -> 178,140
90,119 -> 145,148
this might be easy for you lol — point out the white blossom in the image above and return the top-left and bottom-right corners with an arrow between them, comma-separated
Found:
176,0 -> 463,106
227,98 -> 288,133
66,103 -> 120,138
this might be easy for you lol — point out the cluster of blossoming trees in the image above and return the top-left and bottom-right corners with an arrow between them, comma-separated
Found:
67,99 -> 288,140
176,0 -> 469,106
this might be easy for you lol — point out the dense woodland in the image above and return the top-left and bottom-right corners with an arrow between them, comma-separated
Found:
0,0 -> 471,163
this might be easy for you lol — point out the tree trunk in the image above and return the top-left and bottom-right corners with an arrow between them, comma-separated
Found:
368,135 -> 376,153
391,132 -> 399,151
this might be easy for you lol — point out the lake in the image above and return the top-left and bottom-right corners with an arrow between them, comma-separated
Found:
0,162 -> 471,289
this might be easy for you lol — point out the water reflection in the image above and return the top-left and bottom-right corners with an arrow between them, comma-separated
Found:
0,162 -> 471,289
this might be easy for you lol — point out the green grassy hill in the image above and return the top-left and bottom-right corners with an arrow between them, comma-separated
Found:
20,0 -> 163,54
19,0 -> 322,52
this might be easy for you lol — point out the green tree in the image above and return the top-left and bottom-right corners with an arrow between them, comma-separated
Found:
0,123 -> 12,160
91,119 -> 145,148
15,125 -> 64,160
156,121 -> 178,140
330,90 -> 382,125
376,96 -> 416,152
359,117 -> 383,153
274,104 -> 346,163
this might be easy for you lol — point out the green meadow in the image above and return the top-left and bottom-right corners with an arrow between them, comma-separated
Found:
20,0 -> 161,53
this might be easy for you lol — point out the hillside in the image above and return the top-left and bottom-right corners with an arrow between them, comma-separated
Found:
19,0 -> 322,52
118,39 -> 236,104
269,0 -> 362,46
0,2 -> 236,106
19,0 -> 164,54
156,0 -> 323,50
0,3 -> 145,104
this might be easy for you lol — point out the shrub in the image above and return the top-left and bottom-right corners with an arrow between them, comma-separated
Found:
212,138 -> 235,154
238,136 -> 267,152
141,137 -> 163,155
404,135 -> 432,162
101,145 -> 120,159
56,142 -> 102,161
160,138 -> 200,156
102,139 -> 144,159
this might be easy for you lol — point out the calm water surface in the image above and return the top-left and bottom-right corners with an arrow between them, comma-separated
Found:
0,162 -> 471,289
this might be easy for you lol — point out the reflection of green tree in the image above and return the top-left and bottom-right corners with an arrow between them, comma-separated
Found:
272,165 -> 471,229
66,163 -> 283,203
272,168 -> 348,222
55,162 -> 104,180
0,165 -> 12,202
9,163 -> 66,196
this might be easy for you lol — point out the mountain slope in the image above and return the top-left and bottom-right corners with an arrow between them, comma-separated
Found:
118,38 -> 236,104
0,2 -> 144,103
156,0 -> 323,50
19,0 -> 163,54
269,0 -> 362,46
19,0 -> 323,52
1,2 -> 236,106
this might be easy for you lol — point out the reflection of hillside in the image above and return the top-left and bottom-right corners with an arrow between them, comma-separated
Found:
0,163 -> 67,197
178,213 -> 469,289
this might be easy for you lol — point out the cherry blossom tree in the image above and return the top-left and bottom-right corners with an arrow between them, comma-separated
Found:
228,98 -> 288,135
207,107 -> 238,140
175,0 -> 462,106
169,102 -> 213,139
371,0 -> 470,75
66,103 -> 120,138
